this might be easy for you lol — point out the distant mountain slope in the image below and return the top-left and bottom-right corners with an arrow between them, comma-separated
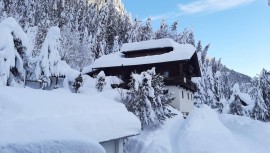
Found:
224,67 -> 252,86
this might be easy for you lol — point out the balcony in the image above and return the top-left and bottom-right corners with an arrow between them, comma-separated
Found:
164,76 -> 197,92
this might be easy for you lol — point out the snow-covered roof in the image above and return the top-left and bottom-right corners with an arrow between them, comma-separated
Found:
121,38 -> 180,53
83,39 -> 195,73
0,87 -> 141,145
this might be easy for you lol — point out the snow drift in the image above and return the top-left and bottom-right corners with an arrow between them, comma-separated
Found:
126,105 -> 270,153
0,86 -> 141,153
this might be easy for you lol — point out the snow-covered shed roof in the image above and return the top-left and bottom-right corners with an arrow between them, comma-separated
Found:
83,39 -> 196,73
0,87 -> 141,145
121,38 -> 180,53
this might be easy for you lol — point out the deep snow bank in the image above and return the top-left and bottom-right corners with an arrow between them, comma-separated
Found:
178,105 -> 247,153
126,105 -> 270,153
0,86 -> 141,153
0,140 -> 105,153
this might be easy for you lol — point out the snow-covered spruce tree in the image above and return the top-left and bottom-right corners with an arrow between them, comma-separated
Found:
193,41 -> 210,107
140,17 -> 154,41
229,95 -> 245,116
193,41 -> 227,113
95,71 -> 107,92
177,28 -> 195,46
249,77 -> 268,121
0,17 -> 32,86
155,19 -> 169,39
228,84 -> 252,116
259,69 -> 270,116
170,20 -> 178,41
250,69 -> 270,121
33,26 -> 62,89
128,18 -> 143,43
112,36 -> 120,53
147,68 -> 175,123
124,68 -> 175,129
124,71 -> 157,129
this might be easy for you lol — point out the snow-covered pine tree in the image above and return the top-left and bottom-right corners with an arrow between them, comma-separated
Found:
33,26 -> 62,89
0,1 -> 7,22
147,68 -> 175,124
124,68 -> 175,129
228,84 -> 250,116
155,19 -> 169,39
193,41 -> 208,107
250,69 -> 270,121
0,17 -> 32,87
177,28 -> 195,46
193,41 -> 224,112
95,71 -> 106,92
124,71 -> 157,129
112,36 -> 120,53
186,29 -> 195,46
141,18 -> 153,41
128,18 -> 143,43
229,95 -> 245,116
249,77 -> 268,121
259,69 -> 270,114
170,20 -> 178,41
104,0 -> 120,54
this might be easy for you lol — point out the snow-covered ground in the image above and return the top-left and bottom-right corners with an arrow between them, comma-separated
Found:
125,105 -> 270,153
0,86 -> 140,153
1,80 -> 270,153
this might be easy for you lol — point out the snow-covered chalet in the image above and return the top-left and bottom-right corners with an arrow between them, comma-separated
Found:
83,38 -> 201,113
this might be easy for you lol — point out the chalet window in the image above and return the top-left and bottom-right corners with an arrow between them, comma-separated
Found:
182,91 -> 184,98
191,94 -> 193,100
163,71 -> 169,78
188,93 -> 189,100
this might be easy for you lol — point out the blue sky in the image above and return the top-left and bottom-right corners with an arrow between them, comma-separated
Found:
122,0 -> 270,77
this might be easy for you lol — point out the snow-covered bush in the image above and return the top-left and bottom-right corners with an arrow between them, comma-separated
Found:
71,74 -> 83,93
0,17 -> 32,86
95,71 -> 107,92
123,68 -> 175,129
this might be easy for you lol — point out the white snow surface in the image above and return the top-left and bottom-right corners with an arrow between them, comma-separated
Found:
82,39 -> 195,73
121,38 -> 182,52
0,86 -> 141,152
126,105 -> 270,153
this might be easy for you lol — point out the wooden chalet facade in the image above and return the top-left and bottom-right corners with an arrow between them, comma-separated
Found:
84,38 -> 201,113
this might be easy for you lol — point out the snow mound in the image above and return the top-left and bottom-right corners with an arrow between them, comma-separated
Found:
0,87 -> 141,145
0,140 -> 105,153
219,114 -> 270,153
126,105 -> 270,153
125,108 -> 184,153
177,105 -> 248,153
